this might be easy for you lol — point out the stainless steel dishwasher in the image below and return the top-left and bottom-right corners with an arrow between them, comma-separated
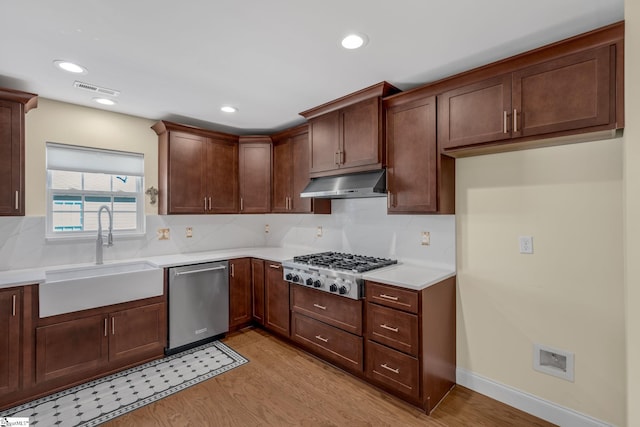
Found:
166,261 -> 229,354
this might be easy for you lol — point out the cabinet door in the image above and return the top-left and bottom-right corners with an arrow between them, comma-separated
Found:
251,259 -> 265,325
229,258 -> 252,329
386,96 -> 438,213
239,142 -> 271,213
168,132 -> 207,214
271,140 -> 292,213
0,289 -> 20,394
438,74 -> 512,149
36,314 -> 108,384
109,303 -> 166,364
0,100 -> 23,216
207,137 -> 239,213
340,98 -> 381,170
290,132 -> 313,213
309,111 -> 340,175
512,45 -> 612,138
264,263 -> 290,336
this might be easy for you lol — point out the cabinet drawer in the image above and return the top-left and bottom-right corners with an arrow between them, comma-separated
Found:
366,281 -> 418,314
291,285 -> 362,335
367,303 -> 419,356
366,340 -> 419,400
292,312 -> 363,373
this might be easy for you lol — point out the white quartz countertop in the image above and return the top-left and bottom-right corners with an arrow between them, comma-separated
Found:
0,247 -> 455,291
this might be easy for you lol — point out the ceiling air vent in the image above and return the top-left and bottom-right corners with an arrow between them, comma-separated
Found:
73,81 -> 120,97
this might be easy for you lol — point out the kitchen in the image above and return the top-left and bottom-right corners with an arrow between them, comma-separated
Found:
0,1 -> 638,426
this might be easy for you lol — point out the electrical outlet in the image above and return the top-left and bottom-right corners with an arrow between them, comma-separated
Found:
265,224 -> 270,234
421,231 -> 430,246
316,226 -> 323,237
157,228 -> 170,240
519,236 -> 533,254
186,227 -> 193,238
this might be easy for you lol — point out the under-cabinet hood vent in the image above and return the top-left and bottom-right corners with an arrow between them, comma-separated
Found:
73,81 -> 121,97
300,169 -> 386,199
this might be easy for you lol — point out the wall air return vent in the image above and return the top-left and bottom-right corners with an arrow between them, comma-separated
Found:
73,81 -> 120,97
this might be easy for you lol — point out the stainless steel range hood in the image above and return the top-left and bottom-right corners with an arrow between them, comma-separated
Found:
300,169 -> 386,199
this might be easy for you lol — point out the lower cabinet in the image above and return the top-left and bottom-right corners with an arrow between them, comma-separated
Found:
229,258 -> 252,330
364,278 -> 456,414
0,288 -> 22,395
35,299 -> 166,387
251,258 -> 265,325
264,262 -> 290,336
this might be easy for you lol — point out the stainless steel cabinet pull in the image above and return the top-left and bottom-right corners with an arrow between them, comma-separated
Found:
380,324 -> 399,333
315,335 -> 329,343
379,293 -> 399,301
208,197 -> 212,210
513,109 -> 518,133
381,363 -> 399,374
313,303 -> 327,310
387,191 -> 391,209
231,264 -> 235,278
112,317 -> 115,335
204,197 -> 207,211
12,295 -> 16,316
503,111 -> 508,133
240,198 -> 244,211
269,264 -> 281,269
174,265 -> 227,276
15,191 -> 19,210
104,318 -> 108,337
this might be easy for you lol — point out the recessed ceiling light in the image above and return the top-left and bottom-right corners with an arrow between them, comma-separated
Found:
53,60 -> 88,74
221,106 -> 237,113
341,33 -> 368,50
93,97 -> 117,106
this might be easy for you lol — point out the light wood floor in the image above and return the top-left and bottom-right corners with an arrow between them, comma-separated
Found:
105,327 -> 556,426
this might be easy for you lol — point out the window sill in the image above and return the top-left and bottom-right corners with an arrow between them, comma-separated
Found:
45,231 -> 147,243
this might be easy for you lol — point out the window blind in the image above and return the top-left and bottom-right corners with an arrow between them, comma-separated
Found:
46,142 -> 144,176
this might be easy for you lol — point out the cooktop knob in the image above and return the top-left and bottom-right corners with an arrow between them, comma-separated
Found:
285,273 -> 293,281
313,280 -> 322,288
306,278 -> 313,286
292,275 -> 300,283
339,286 -> 348,295
329,284 -> 338,292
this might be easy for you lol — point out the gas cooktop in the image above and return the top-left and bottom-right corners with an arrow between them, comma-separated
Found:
282,252 -> 398,299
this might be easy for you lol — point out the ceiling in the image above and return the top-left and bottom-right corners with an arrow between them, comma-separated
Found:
0,0 -> 624,135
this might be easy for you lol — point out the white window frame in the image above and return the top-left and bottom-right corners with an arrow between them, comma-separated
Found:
45,142 -> 146,241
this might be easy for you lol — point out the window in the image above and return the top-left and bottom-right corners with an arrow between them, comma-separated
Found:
46,143 -> 145,239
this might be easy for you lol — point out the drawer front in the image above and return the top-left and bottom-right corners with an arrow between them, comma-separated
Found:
367,303 -> 419,356
366,340 -> 420,400
291,285 -> 362,335
366,281 -> 418,314
292,312 -> 363,373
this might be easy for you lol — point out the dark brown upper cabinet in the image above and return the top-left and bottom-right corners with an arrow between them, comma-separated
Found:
152,121 -> 239,215
239,136 -> 272,214
0,88 -> 37,216
300,82 -> 400,178
436,22 -> 623,156
271,125 -> 331,214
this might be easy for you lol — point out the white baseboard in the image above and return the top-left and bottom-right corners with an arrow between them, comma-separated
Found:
456,367 -> 612,427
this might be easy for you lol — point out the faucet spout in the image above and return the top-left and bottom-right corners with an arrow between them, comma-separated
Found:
96,205 -> 114,265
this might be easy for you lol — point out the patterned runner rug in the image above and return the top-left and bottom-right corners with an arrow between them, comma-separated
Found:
0,341 -> 248,426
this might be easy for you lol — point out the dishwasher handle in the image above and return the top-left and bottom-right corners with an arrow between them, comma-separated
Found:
173,265 -> 227,277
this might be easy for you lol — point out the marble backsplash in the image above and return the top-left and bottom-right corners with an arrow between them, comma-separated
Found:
0,198 -> 455,270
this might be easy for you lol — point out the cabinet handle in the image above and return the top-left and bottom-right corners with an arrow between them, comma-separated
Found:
204,197 -> 207,211
380,323 -> 399,333
315,335 -> 329,343
240,198 -> 244,211
513,109 -> 518,133
313,303 -> 327,310
269,264 -> 281,269
231,263 -> 235,278
503,111 -> 508,133
112,317 -> 115,335
379,293 -> 399,301
15,191 -> 19,210
12,295 -> 16,316
334,152 -> 340,165
104,318 -> 108,337
381,363 -> 399,374
208,197 -> 212,210
387,191 -> 391,209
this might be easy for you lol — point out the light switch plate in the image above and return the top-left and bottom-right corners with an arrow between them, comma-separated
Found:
316,226 -> 323,237
421,231 -> 430,246
186,227 -> 193,238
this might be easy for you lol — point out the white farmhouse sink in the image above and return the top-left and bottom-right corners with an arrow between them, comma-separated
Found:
40,261 -> 164,317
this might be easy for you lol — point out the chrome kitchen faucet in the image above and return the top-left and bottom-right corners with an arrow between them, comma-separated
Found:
96,205 -> 113,265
